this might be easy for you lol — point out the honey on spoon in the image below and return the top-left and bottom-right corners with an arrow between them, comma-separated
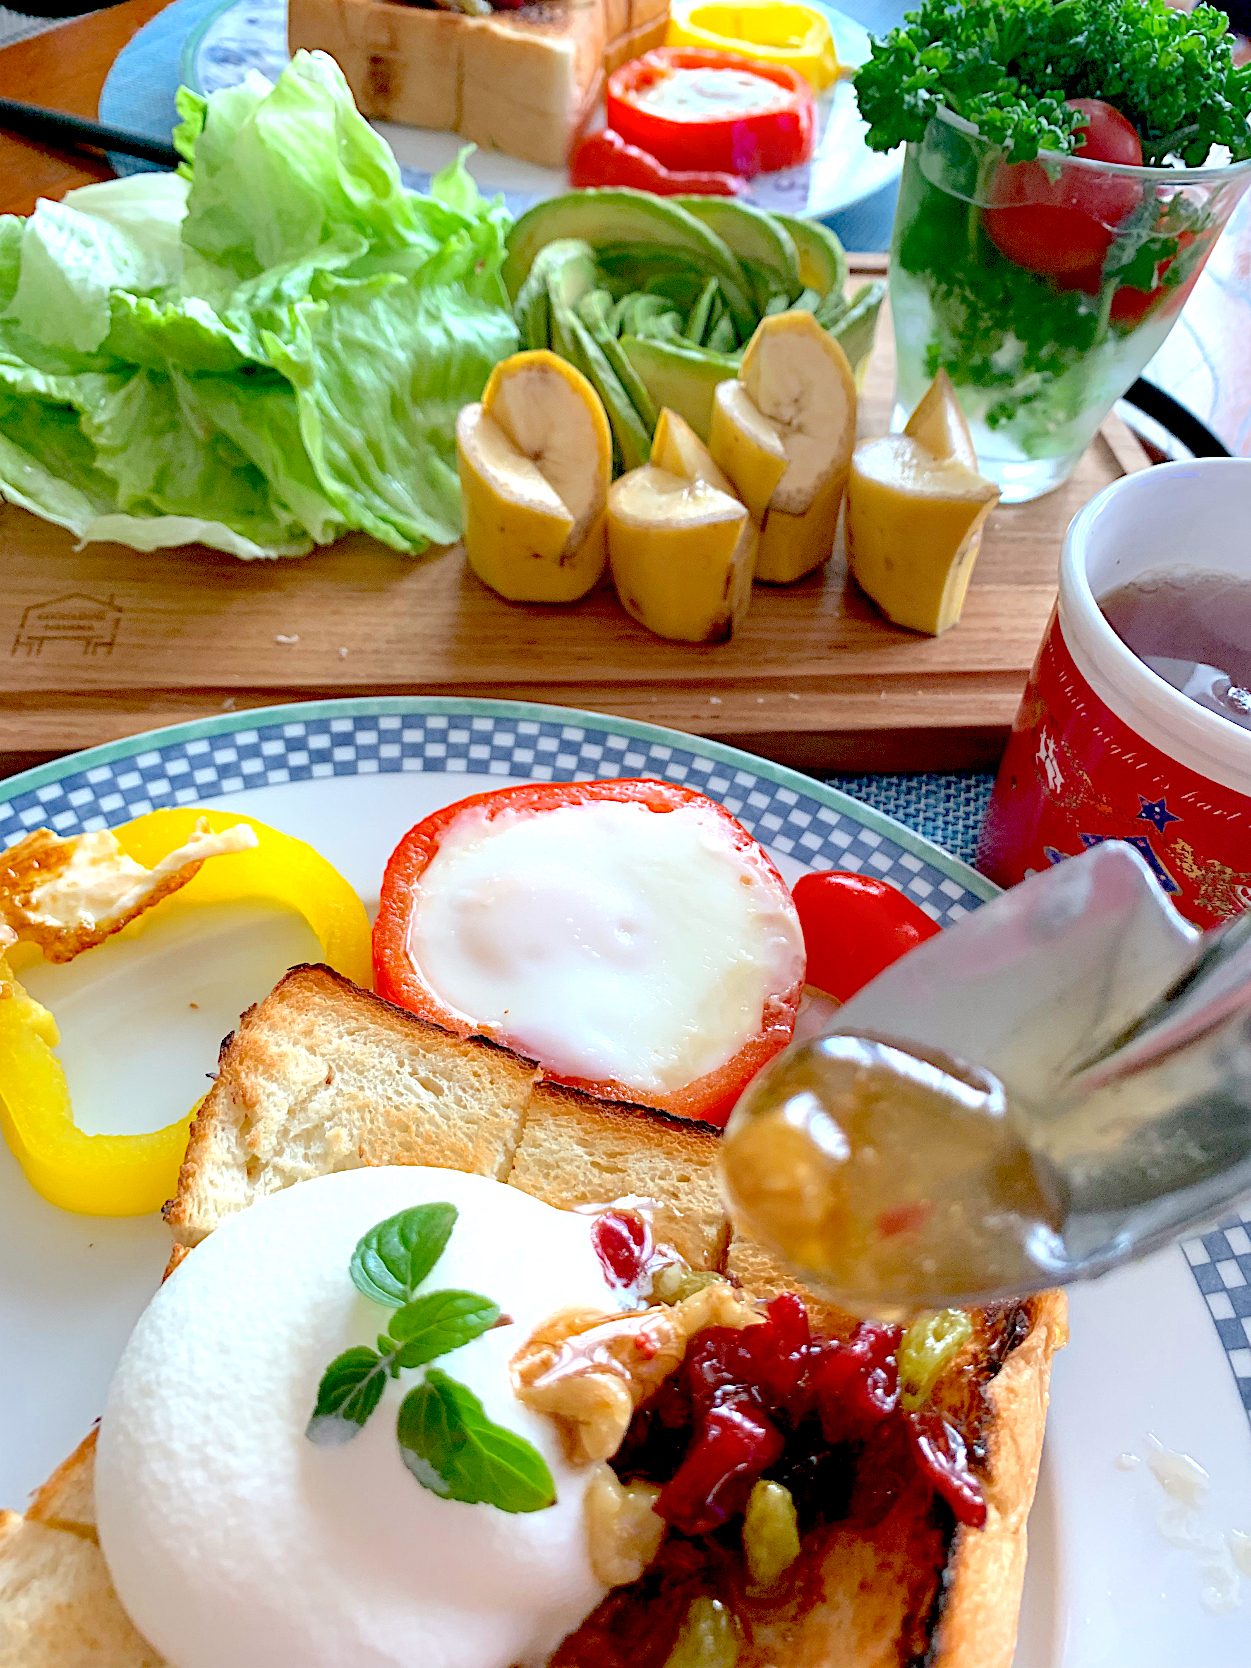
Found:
720,844 -> 1251,1315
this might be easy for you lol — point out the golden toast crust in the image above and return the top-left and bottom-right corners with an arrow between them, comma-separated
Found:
164,964 -> 540,1246
287,0 -> 654,168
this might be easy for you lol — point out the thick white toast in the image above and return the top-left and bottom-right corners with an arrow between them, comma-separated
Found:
286,0 -> 668,168
163,965 -> 729,1267
2,966 -> 1064,1668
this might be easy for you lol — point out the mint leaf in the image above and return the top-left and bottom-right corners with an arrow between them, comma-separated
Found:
397,1369 -> 556,1513
350,1202 -> 458,1307
306,1346 -> 391,1445
388,1290 -> 500,1369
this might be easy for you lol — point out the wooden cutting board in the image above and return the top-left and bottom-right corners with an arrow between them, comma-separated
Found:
0,255 -> 1147,779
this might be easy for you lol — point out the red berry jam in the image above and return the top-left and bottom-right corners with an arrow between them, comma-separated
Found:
612,1291 -> 987,1538
591,1209 -> 652,1290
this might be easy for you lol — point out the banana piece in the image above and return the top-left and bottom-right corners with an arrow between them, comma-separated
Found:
607,409 -> 758,644
845,370 -> 1000,637
902,367 -> 979,472
457,350 -> 612,603
708,381 -> 786,524
708,310 -> 856,585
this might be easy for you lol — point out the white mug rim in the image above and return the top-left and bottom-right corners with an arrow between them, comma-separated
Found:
1058,458 -> 1251,791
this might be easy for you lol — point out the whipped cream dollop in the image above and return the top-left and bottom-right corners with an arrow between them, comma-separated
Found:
95,1168 -> 624,1668
407,798 -> 805,1093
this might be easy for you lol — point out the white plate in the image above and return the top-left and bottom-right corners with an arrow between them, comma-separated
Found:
2,695 -> 1250,1665
181,0 -> 903,219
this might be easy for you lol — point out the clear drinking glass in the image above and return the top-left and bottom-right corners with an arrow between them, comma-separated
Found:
888,109 -> 1251,502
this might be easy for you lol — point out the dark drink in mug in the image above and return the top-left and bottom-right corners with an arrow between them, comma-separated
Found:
978,461 -> 1251,928
1099,568 -> 1251,733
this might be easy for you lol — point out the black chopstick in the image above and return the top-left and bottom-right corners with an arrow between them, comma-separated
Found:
0,96 -> 180,169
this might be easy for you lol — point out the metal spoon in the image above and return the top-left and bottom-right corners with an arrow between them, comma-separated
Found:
720,842 -> 1251,1312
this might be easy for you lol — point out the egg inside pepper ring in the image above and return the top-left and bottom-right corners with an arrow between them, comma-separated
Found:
0,808 -> 371,1216
605,47 -> 815,177
372,778 -> 806,1127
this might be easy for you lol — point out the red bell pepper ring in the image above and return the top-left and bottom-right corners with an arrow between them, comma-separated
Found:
791,869 -> 942,1003
605,47 -> 814,178
570,127 -> 744,196
372,778 -> 803,1127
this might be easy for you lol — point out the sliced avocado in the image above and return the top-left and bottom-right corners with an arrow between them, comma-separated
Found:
684,278 -> 720,345
674,197 -> 801,310
813,284 -> 849,330
612,290 -> 685,343
706,313 -> 737,354
790,286 -> 825,316
550,305 -> 651,474
577,289 -> 658,434
513,238 -> 596,350
773,214 -> 849,300
544,238 -> 600,316
826,279 -> 886,383
503,190 -> 756,343
515,278 -> 550,351
620,336 -> 739,444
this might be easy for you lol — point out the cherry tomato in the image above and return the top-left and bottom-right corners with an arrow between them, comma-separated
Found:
983,99 -> 1143,279
1109,230 -> 1202,328
373,779 -> 803,1128
570,128 -> 744,196
791,870 -> 941,1002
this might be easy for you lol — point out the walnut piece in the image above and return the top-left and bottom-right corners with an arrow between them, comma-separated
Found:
511,1282 -> 761,1466
584,1466 -> 666,1588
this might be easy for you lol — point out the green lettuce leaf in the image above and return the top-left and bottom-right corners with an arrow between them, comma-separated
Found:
263,274 -> 516,550
0,372 -> 306,558
0,218 -> 22,311
0,49 -> 517,558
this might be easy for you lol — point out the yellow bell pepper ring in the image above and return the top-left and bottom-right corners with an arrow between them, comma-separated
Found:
0,807 -> 371,1217
665,1 -> 841,92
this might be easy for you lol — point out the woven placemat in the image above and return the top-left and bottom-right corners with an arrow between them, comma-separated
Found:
826,772 -> 997,869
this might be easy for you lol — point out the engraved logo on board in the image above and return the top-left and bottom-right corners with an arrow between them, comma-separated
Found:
12,594 -> 122,656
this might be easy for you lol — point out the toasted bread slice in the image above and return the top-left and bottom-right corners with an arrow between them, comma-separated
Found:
288,0 -> 607,168
164,965 -> 728,1265
509,1079 -> 728,1270
604,0 -> 667,70
459,3 -> 606,166
163,965 -> 540,1247
7,965 -> 1063,1668
0,1432 -> 166,1668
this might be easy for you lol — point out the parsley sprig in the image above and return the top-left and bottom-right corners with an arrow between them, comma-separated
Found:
306,1203 -> 555,1515
856,0 -> 1251,167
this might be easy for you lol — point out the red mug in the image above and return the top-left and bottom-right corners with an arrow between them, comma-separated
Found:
978,459 -> 1251,928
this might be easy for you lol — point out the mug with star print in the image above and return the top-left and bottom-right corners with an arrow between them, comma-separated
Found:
978,458 -> 1251,928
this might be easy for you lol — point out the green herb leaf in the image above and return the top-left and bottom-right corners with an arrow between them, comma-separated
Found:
350,1202 -> 459,1307
396,1369 -> 556,1513
306,1346 -> 392,1444
855,0 -> 1251,167
388,1290 -> 501,1369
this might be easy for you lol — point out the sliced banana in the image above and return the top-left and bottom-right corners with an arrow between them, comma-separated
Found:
738,311 -> 856,515
456,350 -> 612,604
900,369 -> 979,474
485,353 -> 608,536
651,405 -> 737,497
846,371 -> 1000,637
708,381 -> 786,524
608,409 -> 757,644
708,311 -> 856,584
